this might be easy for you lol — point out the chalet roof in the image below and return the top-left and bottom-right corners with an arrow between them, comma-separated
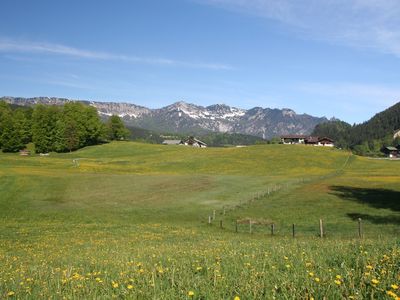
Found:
384,146 -> 398,151
305,136 -> 319,143
182,136 -> 207,146
318,137 -> 334,142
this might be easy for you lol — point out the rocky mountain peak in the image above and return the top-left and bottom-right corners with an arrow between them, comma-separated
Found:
1,96 -> 330,139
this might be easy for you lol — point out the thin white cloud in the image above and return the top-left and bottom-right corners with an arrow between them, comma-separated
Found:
197,0 -> 400,57
0,38 -> 232,70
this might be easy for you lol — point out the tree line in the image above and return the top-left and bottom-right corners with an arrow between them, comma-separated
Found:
312,102 -> 400,156
0,101 -> 129,153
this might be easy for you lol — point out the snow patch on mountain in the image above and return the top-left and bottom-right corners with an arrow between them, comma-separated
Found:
1,97 -> 329,139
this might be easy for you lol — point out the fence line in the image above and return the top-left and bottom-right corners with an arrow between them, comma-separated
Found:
209,217 -> 365,239
208,152 -> 355,225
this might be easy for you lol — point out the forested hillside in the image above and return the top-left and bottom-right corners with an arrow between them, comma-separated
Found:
0,101 -> 128,153
313,102 -> 400,155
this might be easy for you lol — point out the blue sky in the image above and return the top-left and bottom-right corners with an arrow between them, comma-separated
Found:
1,0 -> 400,123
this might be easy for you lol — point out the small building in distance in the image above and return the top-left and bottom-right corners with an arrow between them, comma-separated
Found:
180,136 -> 207,148
305,136 -> 335,147
280,135 -> 335,147
280,135 -> 307,144
381,146 -> 399,158
162,136 -> 207,148
304,136 -> 319,145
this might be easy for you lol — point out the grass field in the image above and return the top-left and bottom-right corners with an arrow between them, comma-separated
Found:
0,142 -> 399,299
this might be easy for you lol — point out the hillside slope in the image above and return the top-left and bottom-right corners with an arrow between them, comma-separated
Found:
313,101 -> 400,152
1,142 -> 399,299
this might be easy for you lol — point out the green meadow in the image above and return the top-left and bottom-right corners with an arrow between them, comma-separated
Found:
0,142 -> 399,299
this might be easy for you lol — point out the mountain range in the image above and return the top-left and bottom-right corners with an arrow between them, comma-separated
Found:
1,96 -> 330,139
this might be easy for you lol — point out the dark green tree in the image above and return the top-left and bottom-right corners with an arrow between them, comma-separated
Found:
13,108 -> 32,145
0,101 -> 12,149
32,105 -> 60,153
106,115 -> 129,141
80,105 -> 106,146
0,110 -> 25,152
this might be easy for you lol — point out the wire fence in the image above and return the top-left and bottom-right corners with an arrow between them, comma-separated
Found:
204,154 -> 394,239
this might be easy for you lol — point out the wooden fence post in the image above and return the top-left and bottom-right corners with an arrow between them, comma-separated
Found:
249,220 -> 253,234
292,224 -> 295,238
208,216 -> 211,225
358,218 -> 363,238
271,223 -> 275,236
319,219 -> 324,238
235,220 -> 238,233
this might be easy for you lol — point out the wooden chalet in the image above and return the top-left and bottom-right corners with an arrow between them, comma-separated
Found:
305,136 -> 335,147
381,146 -> 399,158
281,135 -> 335,147
280,135 -> 307,144
180,136 -> 207,148
304,136 -> 319,145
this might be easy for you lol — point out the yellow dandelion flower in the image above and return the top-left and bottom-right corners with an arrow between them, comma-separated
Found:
112,282 -> 119,288
386,290 -> 397,298
234,296 -> 240,300
371,279 -> 379,285
334,280 -> 341,285
314,277 -> 320,283
391,284 -> 399,290
366,265 -> 373,270
309,272 -> 314,277
127,284 -> 134,290
336,275 -> 342,280
7,291 -> 15,297
196,266 -> 202,271
188,291 -> 195,297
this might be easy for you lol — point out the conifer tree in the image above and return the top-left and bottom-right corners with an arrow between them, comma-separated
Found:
106,115 -> 130,141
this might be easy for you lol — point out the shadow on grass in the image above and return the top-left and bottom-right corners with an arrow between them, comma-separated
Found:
330,186 -> 400,225
346,213 -> 400,225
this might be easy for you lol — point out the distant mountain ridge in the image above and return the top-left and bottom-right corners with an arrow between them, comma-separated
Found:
1,96 -> 329,139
